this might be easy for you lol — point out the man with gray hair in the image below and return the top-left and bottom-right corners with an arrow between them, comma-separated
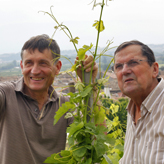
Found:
112,40 -> 164,164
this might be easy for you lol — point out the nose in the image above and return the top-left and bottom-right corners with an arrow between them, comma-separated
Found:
31,64 -> 41,74
121,63 -> 131,75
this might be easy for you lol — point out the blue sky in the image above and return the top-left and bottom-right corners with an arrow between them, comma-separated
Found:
0,0 -> 164,54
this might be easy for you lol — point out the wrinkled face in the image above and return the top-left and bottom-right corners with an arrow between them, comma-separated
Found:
114,45 -> 158,99
20,49 -> 61,94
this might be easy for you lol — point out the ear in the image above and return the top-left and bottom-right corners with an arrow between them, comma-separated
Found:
20,60 -> 23,73
152,62 -> 159,78
55,60 -> 62,75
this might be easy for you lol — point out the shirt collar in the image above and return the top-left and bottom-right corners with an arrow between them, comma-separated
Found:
14,77 -> 59,102
142,77 -> 164,113
127,77 -> 164,115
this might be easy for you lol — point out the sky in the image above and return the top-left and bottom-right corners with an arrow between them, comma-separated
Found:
0,0 -> 164,54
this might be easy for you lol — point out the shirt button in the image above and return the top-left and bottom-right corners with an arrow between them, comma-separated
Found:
34,109 -> 37,112
135,138 -> 138,141
134,158 -> 136,162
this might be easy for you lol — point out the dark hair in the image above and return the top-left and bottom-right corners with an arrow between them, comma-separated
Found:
114,40 -> 156,66
21,34 -> 60,63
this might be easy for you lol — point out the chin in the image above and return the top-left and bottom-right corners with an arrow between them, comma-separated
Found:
29,85 -> 45,91
123,88 -> 136,96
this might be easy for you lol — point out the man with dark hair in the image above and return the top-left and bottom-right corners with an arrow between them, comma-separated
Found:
0,34 -> 98,164
21,34 -> 60,62
112,40 -> 164,164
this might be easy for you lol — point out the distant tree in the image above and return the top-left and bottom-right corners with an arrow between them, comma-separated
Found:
12,60 -> 17,66
157,56 -> 164,64
0,60 -> 18,71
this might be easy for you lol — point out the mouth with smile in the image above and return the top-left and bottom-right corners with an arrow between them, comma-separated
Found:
30,77 -> 44,81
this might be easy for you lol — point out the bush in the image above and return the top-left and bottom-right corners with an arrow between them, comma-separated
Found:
100,95 -> 129,133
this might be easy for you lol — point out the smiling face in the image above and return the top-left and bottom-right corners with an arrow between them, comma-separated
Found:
20,48 -> 61,95
114,45 -> 159,100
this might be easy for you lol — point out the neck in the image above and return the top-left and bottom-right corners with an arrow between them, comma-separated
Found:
134,104 -> 141,124
132,79 -> 159,124
24,87 -> 49,110
131,78 -> 159,107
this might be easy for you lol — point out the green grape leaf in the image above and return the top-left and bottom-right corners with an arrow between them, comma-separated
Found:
74,81 -> 85,91
68,158 -> 76,164
80,86 -> 92,97
44,153 -> 60,163
112,116 -> 119,127
77,43 -> 93,60
95,125 -> 108,140
94,106 -> 106,124
70,36 -> 80,44
102,154 -> 113,164
93,20 -> 105,32
54,102 -> 75,125
69,64 -> 77,72
85,145 -> 92,150
107,153 -> 120,164
68,136 -> 74,146
111,129 -> 122,138
106,119 -> 113,132
97,77 -> 109,85
68,121 -> 84,137
64,66 -> 76,72
110,104 -> 119,114
84,158 -> 92,164
115,144 -> 124,152
94,140 -> 108,158
73,146 -> 87,158
105,134 -> 116,146
85,122 -> 96,131
60,150 -> 71,157
56,150 -> 72,162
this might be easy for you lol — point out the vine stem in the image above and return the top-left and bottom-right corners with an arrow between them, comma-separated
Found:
39,6 -> 78,53
60,25 -> 78,53
94,0 -> 104,59
86,0 -> 105,122
89,0 -> 105,83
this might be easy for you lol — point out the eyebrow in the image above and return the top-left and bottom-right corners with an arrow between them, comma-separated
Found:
24,59 -> 52,64
39,59 -> 50,63
24,59 -> 32,63
115,58 -> 137,63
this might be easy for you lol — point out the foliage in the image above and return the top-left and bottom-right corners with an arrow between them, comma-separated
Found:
40,0 -> 124,163
44,96 -> 125,164
0,60 -> 19,71
100,96 -> 129,133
